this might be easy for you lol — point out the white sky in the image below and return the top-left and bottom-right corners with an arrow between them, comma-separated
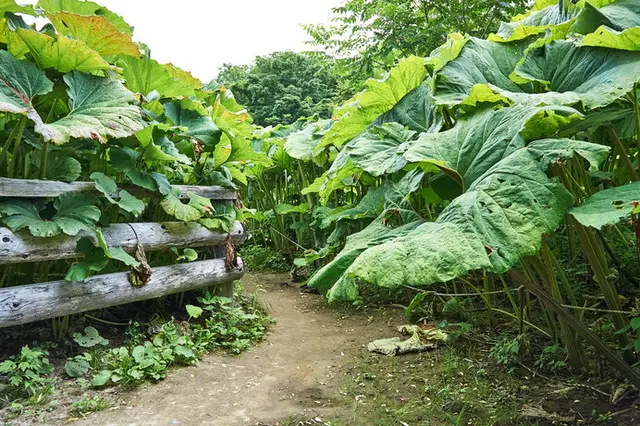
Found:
26,0 -> 342,82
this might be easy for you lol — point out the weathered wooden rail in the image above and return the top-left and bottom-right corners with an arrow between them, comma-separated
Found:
0,178 -> 246,328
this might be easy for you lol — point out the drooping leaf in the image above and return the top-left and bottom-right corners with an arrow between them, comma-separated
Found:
326,140 -> 610,301
0,0 -> 35,16
0,192 -> 100,237
65,237 -> 109,281
570,182 -> 640,229
199,201 -> 236,232
90,172 -> 145,216
0,50 -> 52,122
325,186 -> 386,223
47,12 -> 140,59
37,0 -> 133,35
47,156 -> 81,182
164,101 -> 221,148
571,0 -> 640,35
308,219 -> 423,296
370,83 -> 442,134
40,72 -> 146,144
160,192 -> 213,222
580,26 -> 640,51
96,228 -> 140,268
317,56 -> 428,151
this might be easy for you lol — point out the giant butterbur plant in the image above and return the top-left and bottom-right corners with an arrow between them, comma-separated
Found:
0,0 -> 258,279
300,0 -> 640,377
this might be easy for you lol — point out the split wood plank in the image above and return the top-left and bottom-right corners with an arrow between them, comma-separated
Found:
0,178 -> 237,200
0,221 -> 246,265
0,258 -> 245,328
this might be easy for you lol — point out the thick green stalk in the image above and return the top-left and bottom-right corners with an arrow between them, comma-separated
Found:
6,116 -> 27,178
509,270 -> 640,388
572,219 -> 630,356
608,128 -> 639,181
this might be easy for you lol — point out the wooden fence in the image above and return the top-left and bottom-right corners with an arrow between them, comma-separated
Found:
0,177 -> 246,328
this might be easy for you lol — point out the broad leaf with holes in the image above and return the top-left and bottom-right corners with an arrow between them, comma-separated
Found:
570,182 -> 640,229
0,192 -> 100,237
39,72 -> 146,144
47,12 -> 140,59
37,0 -> 133,35
160,192 -> 213,222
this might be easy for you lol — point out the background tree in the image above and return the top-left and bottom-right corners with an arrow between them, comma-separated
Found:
214,52 -> 340,126
303,0 -> 528,87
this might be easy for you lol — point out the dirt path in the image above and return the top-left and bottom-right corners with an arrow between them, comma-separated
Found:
76,273 -> 401,426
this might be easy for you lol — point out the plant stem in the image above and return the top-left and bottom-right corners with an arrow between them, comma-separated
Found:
608,128 -> 639,181
6,116 -> 27,178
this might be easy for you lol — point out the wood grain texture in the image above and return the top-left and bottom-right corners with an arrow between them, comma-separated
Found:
0,222 -> 246,264
0,178 -> 237,200
0,258 -> 245,328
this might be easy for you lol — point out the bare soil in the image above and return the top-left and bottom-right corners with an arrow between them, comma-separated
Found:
72,273 -> 403,426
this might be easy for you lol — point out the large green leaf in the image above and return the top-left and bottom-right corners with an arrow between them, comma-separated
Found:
507,40 -> 640,109
0,192 -> 100,237
10,28 -> 112,73
581,26 -> 640,51
404,104 -> 581,188
345,122 -> 416,177
308,219 -> 422,296
317,56 -> 428,151
432,37 -> 531,107
284,119 -> 332,162
95,228 -> 140,267
326,139 -> 610,301
489,1 -> 577,42
370,83 -> 442,134
308,170 -> 425,295
90,172 -> 145,216
572,0 -> 640,35
40,71 -> 146,144
160,192 -> 213,222
570,182 -> 640,229
120,56 -> 197,99
47,12 -> 139,59
164,101 -> 221,148
0,50 -> 52,123
37,0 -> 133,35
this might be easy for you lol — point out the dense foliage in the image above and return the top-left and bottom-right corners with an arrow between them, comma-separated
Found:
0,0 -> 262,281
214,51 -> 341,126
240,0 -> 640,382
